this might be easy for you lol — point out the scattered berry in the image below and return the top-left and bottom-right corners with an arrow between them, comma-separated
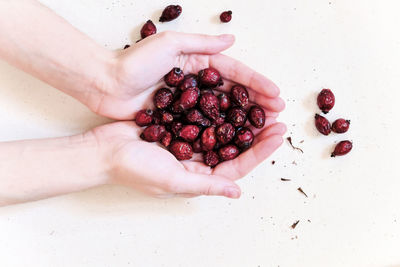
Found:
220,11 -> 232,23
159,5 -> 182,22
331,119 -> 350,133
331,140 -> 352,157
140,20 -> 157,39
315,114 -> 331,136
317,89 -> 335,114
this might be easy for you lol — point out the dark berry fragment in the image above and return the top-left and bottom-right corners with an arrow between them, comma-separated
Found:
169,141 -> 193,160
140,20 -> 157,39
315,114 -> 331,135
331,140 -> 352,157
248,105 -> 265,128
164,67 -> 184,87
157,110 -> 174,125
123,44 -> 130,49
227,107 -> 247,127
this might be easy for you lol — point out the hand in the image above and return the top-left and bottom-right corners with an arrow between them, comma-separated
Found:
94,31 -> 285,120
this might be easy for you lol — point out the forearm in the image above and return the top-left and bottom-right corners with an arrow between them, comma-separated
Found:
0,0 -> 114,110
0,133 -> 109,206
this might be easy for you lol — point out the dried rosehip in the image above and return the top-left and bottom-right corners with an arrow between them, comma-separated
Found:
192,139 -> 202,153
140,20 -> 157,39
178,125 -> 200,142
171,122 -> 183,137
170,99 -> 183,114
123,44 -> 130,49
179,87 -> 200,110
231,85 -> 249,107
186,109 -> 211,127
178,74 -> 198,91
234,127 -> 254,150
315,114 -> 331,136
218,145 -> 240,161
160,131 -> 172,147
317,89 -> 335,114
164,68 -> 184,87
203,151 -> 220,167
157,110 -> 174,125
154,88 -> 173,109
201,126 -> 217,151
331,119 -> 350,133
331,140 -> 352,157
169,141 -> 193,160
199,91 -> 220,120
198,68 -> 223,87
159,5 -> 182,22
227,107 -> 247,127
220,11 -> 232,23
140,125 -> 166,142
248,105 -> 265,128
135,109 -> 153,127
212,113 -> 226,127
218,93 -> 231,111
216,123 -> 235,145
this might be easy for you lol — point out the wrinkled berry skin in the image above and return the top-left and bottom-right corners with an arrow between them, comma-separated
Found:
231,85 -> 249,107
216,123 -> 235,145
160,131 -> 172,147
192,139 -> 202,153
170,100 -> 183,114
178,74 -> 198,91
140,125 -> 166,142
164,68 -> 184,87
218,93 -> 231,111
218,145 -> 240,161
171,122 -> 183,136
317,89 -> 335,114
199,92 -> 220,120
135,109 -> 153,127
212,113 -> 226,127
198,68 -> 223,87
154,88 -> 173,109
169,141 -> 193,160
201,126 -> 217,151
332,119 -> 350,133
220,11 -> 232,23
315,114 -> 331,136
178,125 -> 200,142
140,20 -> 157,39
234,127 -> 254,150
159,5 -> 182,22
203,151 -> 220,167
186,109 -> 211,127
331,140 -> 352,157
157,110 -> 174,125
179,87 -> 200,110
227,107 -> 247,127
248,105 -> 265,128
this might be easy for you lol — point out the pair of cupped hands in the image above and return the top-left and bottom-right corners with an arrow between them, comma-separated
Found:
87,32 -> 286,199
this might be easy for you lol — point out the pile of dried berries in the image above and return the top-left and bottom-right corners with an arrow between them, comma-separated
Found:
315,89 -> 353,157
135,67 -> 266,167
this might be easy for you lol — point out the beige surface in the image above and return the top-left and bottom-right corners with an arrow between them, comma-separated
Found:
1,0 -> 400,266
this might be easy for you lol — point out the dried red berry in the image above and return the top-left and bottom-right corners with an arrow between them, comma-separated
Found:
248,105 -> 265,128
218,93 -> 231,112
179,87 -> 200,110
218,145 -> 240,161
140,20 -> 157,39
216,123 -> 235,145
315,114 -> 331,135
201,126 -> 217,151
331,140 -> 352,157
170,122 -> 183,136
234,127 -> 254,150
140,125 -> 166,142
154,88 -> 173,109
169,141 -> 193,160
220,11 -> 232,23
164,68 -> 184,87
203,151 -> 220,167
178,125 -> 200,142
331,119 -> 350,133
198,68 -> 223,87
212,113 -> 226,127
192,139 -> 202,153
135,109 -> 153,127
159,5 -> 182,22
160,131 -> 172,147
227,107 -> 247,127
231,85 -> 249,107
170,100 -> 183,114
178,74 -> 198,91
186,109 -> 211,127
317,89 -> 335,114
157,110 -> 174,125
199,91 -> 220,120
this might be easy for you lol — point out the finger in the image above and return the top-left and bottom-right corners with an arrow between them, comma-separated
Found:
166,32 -> 235,54
209,54 -> 280,98
253,123 -> 287,145
213,134 -> 283,180
174,171 -> 241,199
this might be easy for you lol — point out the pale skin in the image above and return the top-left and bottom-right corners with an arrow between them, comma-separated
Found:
0,0 -> 286,206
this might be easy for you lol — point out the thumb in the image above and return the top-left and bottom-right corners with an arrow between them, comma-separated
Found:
172,32 -> 235,54
176,171 -> 241,199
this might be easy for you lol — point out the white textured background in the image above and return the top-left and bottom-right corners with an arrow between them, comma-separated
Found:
1,1 -> 400,266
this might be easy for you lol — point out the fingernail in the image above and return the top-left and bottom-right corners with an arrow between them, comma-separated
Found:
219,34 -> 235,42
224,187 -> 240,199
